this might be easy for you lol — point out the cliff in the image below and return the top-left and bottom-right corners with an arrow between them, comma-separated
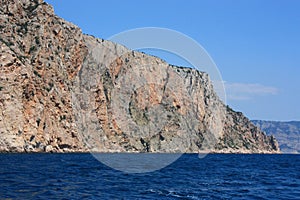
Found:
253,120 -> 300,153
0,0 -> 280,153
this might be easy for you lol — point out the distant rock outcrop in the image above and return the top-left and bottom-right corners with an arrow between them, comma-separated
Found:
0,0 -> 280,153
252,120 -> 300,153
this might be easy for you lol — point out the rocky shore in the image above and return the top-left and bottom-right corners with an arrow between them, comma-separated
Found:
0,0 -> 280,153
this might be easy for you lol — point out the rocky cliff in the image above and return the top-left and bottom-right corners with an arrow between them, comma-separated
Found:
253,120 -> 300,153
0,0 -> 280,153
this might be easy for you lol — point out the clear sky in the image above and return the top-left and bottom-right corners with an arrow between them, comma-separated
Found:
45,0 -> 300,121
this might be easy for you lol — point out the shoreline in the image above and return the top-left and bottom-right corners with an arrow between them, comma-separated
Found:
0,151 -> 287,154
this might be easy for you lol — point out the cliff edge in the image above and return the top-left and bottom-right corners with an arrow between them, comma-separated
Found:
0,0 -> 280,153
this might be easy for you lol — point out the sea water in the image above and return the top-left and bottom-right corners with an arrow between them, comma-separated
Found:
0,154 -> 299,199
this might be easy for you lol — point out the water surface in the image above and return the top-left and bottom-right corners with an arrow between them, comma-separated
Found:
0,154 -> 299,199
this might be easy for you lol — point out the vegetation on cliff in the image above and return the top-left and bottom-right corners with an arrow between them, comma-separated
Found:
0,0 -> 280,153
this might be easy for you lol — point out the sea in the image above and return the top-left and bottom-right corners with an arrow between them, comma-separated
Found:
0,154 -> 299,199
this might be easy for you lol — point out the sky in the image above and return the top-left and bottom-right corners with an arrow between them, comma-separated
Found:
45,0 -> 300,121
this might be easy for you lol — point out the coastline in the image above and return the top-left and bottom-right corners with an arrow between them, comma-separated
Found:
0,150 -> 283,154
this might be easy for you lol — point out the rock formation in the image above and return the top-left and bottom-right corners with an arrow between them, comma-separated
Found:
253,120 -> 300,153
0,0 -> 280,153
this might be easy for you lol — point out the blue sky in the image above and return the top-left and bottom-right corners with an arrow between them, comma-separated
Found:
45,0 -> 300,121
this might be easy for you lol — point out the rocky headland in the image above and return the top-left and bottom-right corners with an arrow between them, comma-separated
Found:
253,120 -> 299,153
0,0 -> 280,153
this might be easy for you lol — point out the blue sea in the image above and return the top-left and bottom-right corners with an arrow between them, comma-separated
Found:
0,154 -> 299,199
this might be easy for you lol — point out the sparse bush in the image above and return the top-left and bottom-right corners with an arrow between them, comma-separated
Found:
35,37 -> 40,45
29,45 -> 36,53
33,70 -> 41,78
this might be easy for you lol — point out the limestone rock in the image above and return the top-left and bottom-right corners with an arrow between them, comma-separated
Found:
253,120 -> 299,153
0,0 -> 280,153
0,0 -> 88,152
44,145 -> 53,152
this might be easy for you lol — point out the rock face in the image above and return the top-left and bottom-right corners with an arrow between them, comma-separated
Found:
252,120 -> 300,153
0,0 -> 280,153
0,0 -> 87,152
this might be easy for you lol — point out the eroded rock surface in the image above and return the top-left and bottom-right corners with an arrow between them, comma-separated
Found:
253,120 -> 300,153
0,0 -> 280,153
